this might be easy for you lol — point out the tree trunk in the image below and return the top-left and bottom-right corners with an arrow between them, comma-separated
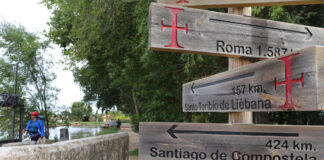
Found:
44,106 -> 50,139
132,89 -> 139,115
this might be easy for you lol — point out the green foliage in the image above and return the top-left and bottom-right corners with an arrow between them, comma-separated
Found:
71,101 -> 92,121
74,121 -> 102,126
106,111 -> 130,120
42,0 -> 324,128
0,22 -> 58,138
96,126 -> 118,136
61,110 -> 71,126
54,135 -> 59,142
129,149 -> 139,156
252,5 -> 324,26
131,114 -> 140,133
43,0 -> 228,129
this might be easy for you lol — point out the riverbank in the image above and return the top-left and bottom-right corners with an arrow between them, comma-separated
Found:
1,125 -> 118,147
70,121 -> 103,126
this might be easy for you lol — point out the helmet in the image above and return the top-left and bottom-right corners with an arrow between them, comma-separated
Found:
30,112 -> 39,116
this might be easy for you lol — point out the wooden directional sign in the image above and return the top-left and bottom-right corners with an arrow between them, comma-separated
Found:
149,3 -> 324,58
140,122 -> 324,160
183,46 -> 324,112
157,0 -> 324,8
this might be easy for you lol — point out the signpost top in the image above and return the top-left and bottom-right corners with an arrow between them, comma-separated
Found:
157,0 -> 324,8
183,46 -> 324,112
149,3 -> 324,58
145,2 -> 324,160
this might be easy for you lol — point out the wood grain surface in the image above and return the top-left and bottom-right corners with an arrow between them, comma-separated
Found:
157,0 -> 324,8
149,3 -> 324,58
227,6 -> 253,124
183,46 -> 324,112
140,122 -> 324,160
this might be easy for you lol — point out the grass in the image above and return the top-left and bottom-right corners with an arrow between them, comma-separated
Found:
71,131 -> 93,140
96,126 -> 118,136
70,126 -> 118,140
129,149 -> 139,156
71,121 -> 103,126
114,115 -> 130,120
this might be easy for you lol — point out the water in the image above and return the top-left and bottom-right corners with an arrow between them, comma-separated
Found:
48,126 -> 103,140
17,126 -> 106,142
1,125 -> 114,143
0,132 -> 8,140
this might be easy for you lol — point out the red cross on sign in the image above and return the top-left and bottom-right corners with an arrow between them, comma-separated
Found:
176,0 -> 189,3
274,53 -> 304,110
161,7 -> 188,48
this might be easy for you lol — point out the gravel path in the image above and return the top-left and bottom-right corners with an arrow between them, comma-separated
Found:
119,123 -> 139,160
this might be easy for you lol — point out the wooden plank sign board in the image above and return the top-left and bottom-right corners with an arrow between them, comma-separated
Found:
157,0 -> 324,9
183,46 -> 324,112
140,122 -> 324,160
149,3 -> 324,58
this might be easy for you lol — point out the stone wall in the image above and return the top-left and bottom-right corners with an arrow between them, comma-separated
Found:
0,132 -> 129,160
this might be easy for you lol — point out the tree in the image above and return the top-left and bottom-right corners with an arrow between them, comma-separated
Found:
71,101 -> 92,121
42,0 -> 228,131
0,22 -> 59,138
54,105 -> 71,126
42,0 -> 324,131
60,110 -> 71,126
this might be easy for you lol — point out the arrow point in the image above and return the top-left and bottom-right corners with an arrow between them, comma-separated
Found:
167,125 -> 178,139
305,27 -> 312,40
191,83 -> 195,93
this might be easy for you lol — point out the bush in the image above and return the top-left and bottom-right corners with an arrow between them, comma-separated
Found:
131,115 -> 140,133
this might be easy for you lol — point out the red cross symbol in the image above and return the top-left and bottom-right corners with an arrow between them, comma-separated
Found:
176,0 -> 189,3
274,53 -> 304,110
161,7 -> 188,48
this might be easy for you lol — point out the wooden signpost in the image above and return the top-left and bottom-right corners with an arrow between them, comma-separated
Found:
183,46 -> 324,112
149,3 -> 324,58
157,0 -> 324,8
227,7 -> 253,124
142,1 -> 324,160
140,122 -> 324,160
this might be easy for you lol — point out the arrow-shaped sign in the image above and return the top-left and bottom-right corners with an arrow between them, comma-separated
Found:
183,46 -> 324,112
149,3 -> 324,58
209,18 -> 313,40
140,122 -> 324,160
167,124 -> 299,139
191,72 -> 255,93
157,0 -> 324,8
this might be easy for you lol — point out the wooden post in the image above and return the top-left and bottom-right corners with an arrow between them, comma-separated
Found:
228,7 -> 253,124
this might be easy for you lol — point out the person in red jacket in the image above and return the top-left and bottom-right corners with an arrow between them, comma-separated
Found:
23,112 -> 45,145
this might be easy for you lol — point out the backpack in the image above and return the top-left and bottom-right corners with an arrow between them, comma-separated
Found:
28,117 -> 44,134
38,115 -> 45,122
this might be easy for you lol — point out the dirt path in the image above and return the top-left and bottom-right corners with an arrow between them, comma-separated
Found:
119,123 -> 138,160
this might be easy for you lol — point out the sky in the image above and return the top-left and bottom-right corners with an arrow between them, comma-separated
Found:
0,0 -> 85,110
